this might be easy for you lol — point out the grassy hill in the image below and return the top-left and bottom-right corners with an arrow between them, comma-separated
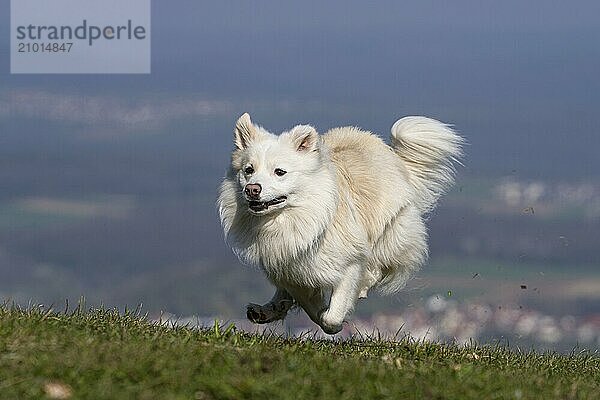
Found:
1,305 -> 599,399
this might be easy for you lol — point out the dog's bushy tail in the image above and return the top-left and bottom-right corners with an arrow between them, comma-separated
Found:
391,116 -> 464,212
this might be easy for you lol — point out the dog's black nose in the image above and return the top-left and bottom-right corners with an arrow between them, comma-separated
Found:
245,183 -> 262,199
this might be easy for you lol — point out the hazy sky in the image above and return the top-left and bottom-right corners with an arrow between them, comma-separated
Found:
1,0 -> 599,178
1,1 -> 600,326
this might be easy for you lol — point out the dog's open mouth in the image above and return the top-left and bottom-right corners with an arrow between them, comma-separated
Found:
248,196 -> 287,212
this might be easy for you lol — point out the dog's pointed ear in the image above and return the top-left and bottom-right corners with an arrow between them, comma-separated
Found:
289,125 -> 318,152
234,113 -> 257,150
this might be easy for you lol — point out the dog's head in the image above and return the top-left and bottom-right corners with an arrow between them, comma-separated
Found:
229,113 -> 325,216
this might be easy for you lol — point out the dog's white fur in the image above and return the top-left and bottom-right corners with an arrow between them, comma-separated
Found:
218,113 -> 463,334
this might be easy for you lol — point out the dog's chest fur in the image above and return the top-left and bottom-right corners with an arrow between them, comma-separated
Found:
234,202 -> 351,288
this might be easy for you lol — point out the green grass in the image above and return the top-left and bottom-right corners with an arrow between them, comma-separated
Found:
1,305 -> 599,399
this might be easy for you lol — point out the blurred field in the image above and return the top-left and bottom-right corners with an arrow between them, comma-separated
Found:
0,196 -> 134,230
0,113 -> 599,350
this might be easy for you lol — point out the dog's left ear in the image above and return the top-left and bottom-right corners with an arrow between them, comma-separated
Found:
234,113 -> 258,150
289,125 -> 318,152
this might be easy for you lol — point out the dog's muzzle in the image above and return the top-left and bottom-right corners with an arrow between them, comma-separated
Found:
248,196 -> 287,212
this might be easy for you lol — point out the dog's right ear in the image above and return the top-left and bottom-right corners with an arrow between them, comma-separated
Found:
288,125 -> 318,152
234,113 -> 257,150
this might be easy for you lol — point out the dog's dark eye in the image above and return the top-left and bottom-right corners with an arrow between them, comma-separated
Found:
244,166 -> 254,175
274,168 -> 287,176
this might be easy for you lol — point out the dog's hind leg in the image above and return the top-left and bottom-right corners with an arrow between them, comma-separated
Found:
285,286 -> 328,328
246,288 -> 295,324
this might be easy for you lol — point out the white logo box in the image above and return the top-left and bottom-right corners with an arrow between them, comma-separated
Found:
11,0 -> 151,74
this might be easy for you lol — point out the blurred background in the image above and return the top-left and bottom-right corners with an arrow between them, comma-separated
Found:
1,0 -> 599,351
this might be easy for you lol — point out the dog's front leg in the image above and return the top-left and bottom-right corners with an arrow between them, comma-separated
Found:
246,288 -> 294,324
319,264 -> 363,334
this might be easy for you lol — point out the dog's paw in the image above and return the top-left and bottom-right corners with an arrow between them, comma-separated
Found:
319,310 -> 343,335
246,303 -> 271,324
246,301 -> 291,324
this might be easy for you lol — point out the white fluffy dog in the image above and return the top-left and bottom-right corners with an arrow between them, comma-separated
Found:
218,113 -> 463,334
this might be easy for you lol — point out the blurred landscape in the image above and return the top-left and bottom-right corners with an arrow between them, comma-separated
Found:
1,0 -> 599,351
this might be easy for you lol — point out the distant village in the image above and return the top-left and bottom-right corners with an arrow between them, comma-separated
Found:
156,294 -> 600,352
